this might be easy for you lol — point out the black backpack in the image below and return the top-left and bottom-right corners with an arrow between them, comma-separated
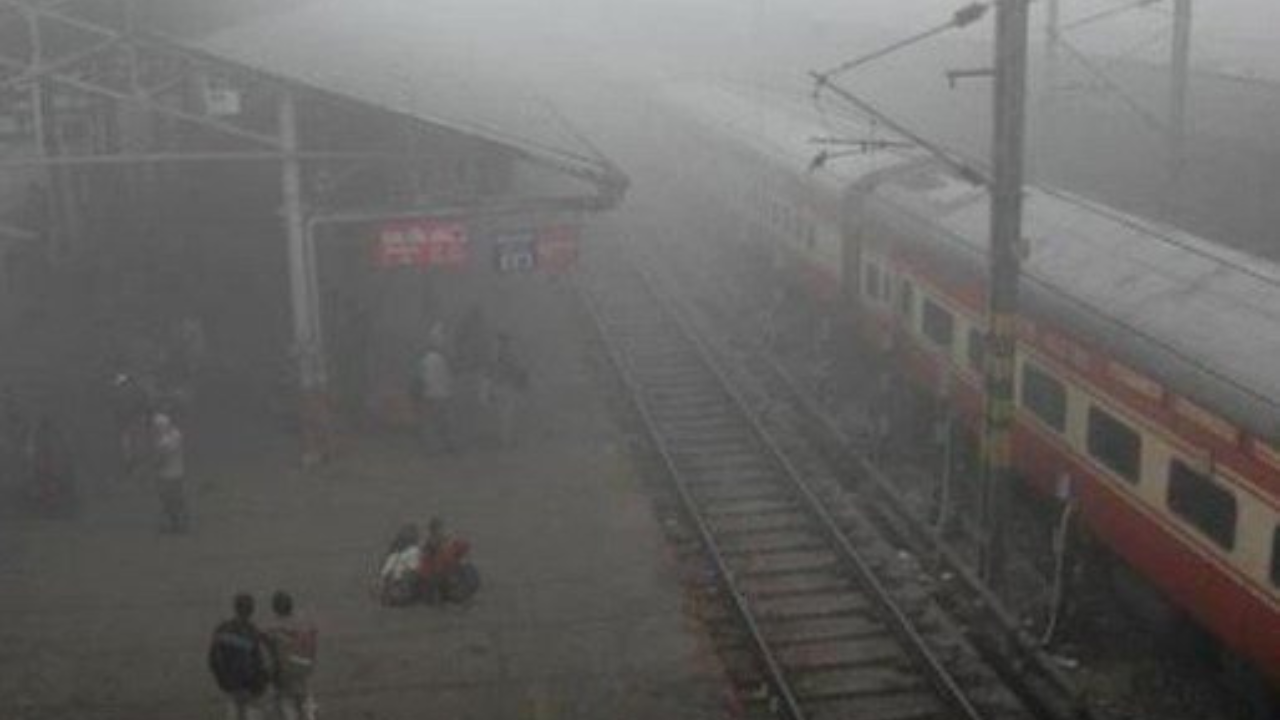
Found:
208,620 -> 269,695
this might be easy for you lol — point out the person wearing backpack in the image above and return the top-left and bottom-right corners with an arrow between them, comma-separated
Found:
265,591 -> 319,720
208,593 -> 273,720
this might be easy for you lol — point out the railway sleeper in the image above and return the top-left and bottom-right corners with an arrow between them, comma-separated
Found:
648,396 -> 737,414
699,496 -> 800,518
738,569 -> 855,598
645,391 -> 728,409
667,443 -> 763,463
666,451 -> 768,472
715,528 -> 822,553
802,691 -> 947,720
628,368 -> 708,384
680,468 -> 779,487
709,510 -> 812,535
775,635 -> 910,672
663,431 -> 756,449
652,415 -> 742,433
691,484 -> 791,505
754,591 -> 873,620
791,665 -> 930,703
727,548 -> 840,576
760,613 -> 891,645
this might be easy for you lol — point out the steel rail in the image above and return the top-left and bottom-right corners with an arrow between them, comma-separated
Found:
573,264 -> 810,720
633,240 -> 1091,720
578,246 -> 1001,720
629,260 -> 991,720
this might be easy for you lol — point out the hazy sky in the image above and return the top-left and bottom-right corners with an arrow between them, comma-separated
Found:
528,0 -> 1280,75
797,0 -> 1277,79
715,0 -> 1276,42
375,0 -> 1279,86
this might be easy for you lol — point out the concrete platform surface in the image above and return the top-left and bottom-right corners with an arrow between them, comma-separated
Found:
0,273 -> 730,720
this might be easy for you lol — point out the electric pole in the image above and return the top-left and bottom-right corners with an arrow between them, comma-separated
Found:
1039,0 -> 1062,174
1168,0 -> 1192,188
280,91 -> 329,468
980,0 -> 1031,589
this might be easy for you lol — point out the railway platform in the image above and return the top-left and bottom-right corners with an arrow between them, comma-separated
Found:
0,267 -> 729,719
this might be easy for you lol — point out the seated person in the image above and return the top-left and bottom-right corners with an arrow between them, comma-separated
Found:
377,524 -> 423,606
419,517 -> 474,603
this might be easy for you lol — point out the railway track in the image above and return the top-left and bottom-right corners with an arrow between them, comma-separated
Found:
626,232 -> 1093,720
578,242 -> 1036,720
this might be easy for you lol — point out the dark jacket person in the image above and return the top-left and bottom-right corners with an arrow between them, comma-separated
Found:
208,593 -> 272,720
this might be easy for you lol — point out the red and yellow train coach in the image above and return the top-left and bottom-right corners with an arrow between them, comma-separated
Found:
665,85 -> 1280,688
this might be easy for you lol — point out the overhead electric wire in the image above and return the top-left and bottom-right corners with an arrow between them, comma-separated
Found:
812,1 -> 989,85
809,1 -> 990,173
813,76 -> 988,185
809,36 -> 1280,300
1061,0 -> 1167,33
1056,36 -> 1168,132
800,0 -> 1280,420
1097,23 -> 1175,71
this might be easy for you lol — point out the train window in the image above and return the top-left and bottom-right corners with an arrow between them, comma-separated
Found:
921,299 -> 954,348
1086,406 -> 1141,483
1021,362 -> 1067,432
1167,460 -> 1237,551
1271,527 -> 1280,588
968,329 -> 985,372
897,280 -> 914,317
1169,461 -> 1240,552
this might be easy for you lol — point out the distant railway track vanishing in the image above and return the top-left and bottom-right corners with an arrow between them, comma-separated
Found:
577,241 -> 1041,720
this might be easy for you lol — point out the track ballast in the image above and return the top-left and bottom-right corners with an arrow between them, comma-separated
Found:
579,242 -> 1037,720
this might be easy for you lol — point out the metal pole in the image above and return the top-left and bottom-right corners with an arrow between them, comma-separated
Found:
1168,0 -> 1192,188
1039,0 -> 1062,175
280,90 -> 328,466
980,0 -> 1031,589
26,6 -> 55,258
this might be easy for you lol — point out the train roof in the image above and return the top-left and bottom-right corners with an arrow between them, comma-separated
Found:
667,83 -> 1280,442
875,172 -> 1280,441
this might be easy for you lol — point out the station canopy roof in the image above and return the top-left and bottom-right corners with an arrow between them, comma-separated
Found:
190,0 -> 618,182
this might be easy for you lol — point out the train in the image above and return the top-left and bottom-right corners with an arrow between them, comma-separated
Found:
658,83 -> 1280,692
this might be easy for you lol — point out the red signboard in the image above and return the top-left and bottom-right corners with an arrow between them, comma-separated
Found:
535,225 -> 580,272
374,219 -> 468,269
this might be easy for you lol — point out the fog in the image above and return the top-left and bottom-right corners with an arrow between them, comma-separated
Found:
3,1 -> 1279,718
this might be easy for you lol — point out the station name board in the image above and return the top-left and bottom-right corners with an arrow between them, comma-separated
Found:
373,219 -> 469,269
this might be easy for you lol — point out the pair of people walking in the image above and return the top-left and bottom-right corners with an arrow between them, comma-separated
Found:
414,312 -> 529,454
209,591 -> 318,720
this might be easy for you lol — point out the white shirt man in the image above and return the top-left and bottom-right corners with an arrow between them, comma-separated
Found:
419,348 -> 453,400
153,414 -> 188,532
417,347 -> 457,453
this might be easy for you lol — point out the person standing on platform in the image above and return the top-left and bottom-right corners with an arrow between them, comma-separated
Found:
489,333 -> 529,448
110,372 -> 154,483
454,304 -> 492,433
265,591 -> 318,720
417,339 -> 457,454
208,594 -> 273,720
152,413 -> 188,533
